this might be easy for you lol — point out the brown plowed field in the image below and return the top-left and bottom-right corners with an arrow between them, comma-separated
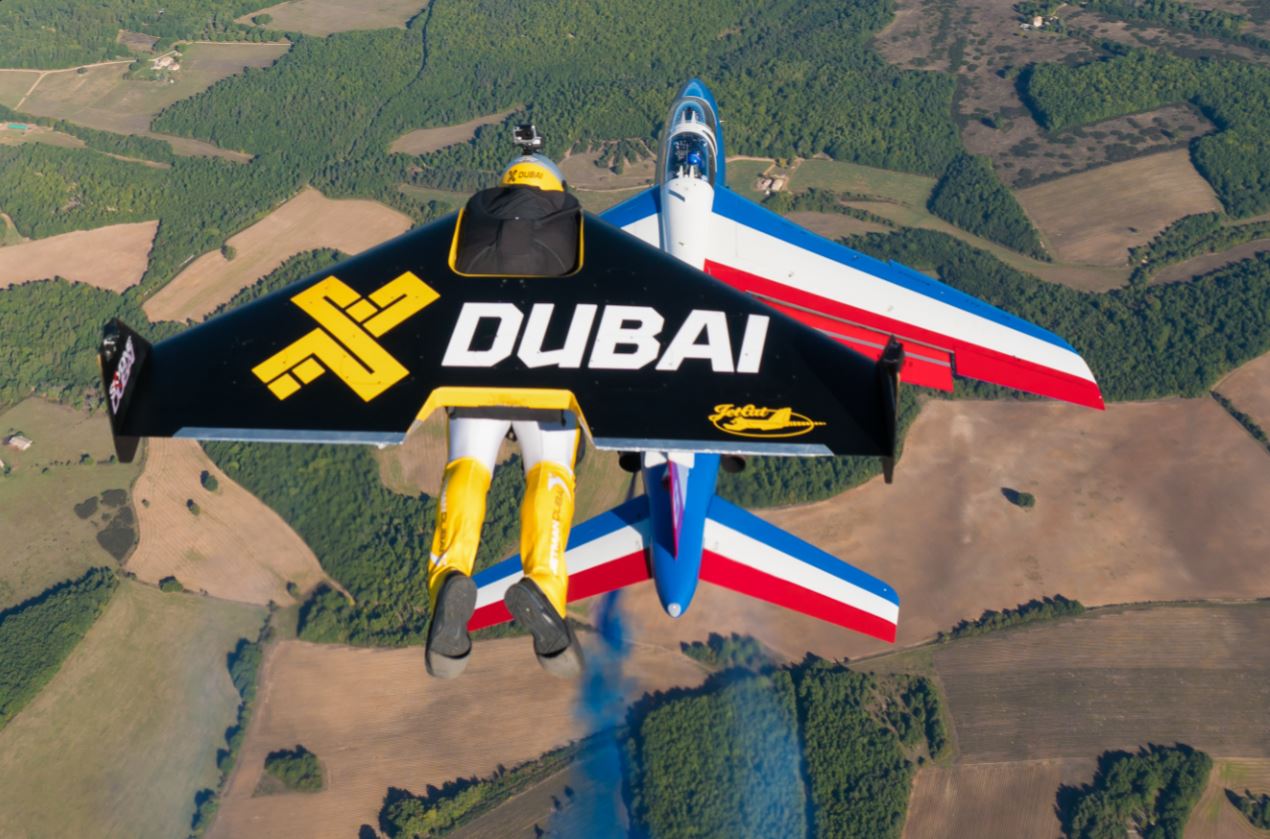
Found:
126,439 -> 328,605
1217,351 -> 1270,435
1188,758 -> 1270,838
933,603 -> 1270,762
1017,150 -> 1222,265
614,397 -> 1270,664
391,107 -> 519,155
903,759 -> 1094,839
143,188 -> 412,322
206,637 -> 706,839
0,220 -> 157,290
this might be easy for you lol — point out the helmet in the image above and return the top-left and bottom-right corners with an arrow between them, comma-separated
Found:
499,154 -> 565,192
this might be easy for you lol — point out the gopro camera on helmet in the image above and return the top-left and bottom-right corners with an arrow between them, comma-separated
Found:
513,123 -> 544,155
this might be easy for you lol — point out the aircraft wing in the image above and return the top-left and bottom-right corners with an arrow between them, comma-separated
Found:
468,495 -> 650,630
100,210 -> 907,460
701,496 -> 899,642
602,187 -> 1103,408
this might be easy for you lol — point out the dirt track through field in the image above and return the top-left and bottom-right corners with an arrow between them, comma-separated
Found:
0,221 -> 157,290
126,439 -> 329,605
207,637 -> 706,839
144,188 -> 412,322
614,397 -> 1270,664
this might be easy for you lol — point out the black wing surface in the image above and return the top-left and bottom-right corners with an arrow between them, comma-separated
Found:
100,212 -> 900,460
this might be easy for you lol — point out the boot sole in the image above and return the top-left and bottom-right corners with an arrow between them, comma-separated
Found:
426,574 -> 476,679
503,579 -> 584,679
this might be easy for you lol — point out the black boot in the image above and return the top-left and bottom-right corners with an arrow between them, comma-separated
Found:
425,572 -> 476,679
503,578 -> 584,678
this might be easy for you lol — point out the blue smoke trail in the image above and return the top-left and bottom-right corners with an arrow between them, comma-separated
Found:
548,589 -> 630,837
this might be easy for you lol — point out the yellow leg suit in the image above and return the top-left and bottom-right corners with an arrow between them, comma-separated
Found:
428,414 -> 579,617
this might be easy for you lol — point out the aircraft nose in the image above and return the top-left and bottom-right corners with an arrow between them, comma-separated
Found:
679,78 -> 713,100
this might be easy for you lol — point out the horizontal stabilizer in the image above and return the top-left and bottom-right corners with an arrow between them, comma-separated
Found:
469,495 -> 651,630
701,496 -> 899,642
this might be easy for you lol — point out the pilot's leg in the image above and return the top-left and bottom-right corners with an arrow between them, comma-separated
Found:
425,415 -> 508,678
501,414 -> 584,678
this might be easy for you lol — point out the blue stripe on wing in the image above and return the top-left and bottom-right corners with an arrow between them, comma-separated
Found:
710,187 -> 1076,354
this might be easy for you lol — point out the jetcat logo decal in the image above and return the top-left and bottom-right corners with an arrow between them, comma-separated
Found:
442,303 -> 770,373
253,272 -> 439,401
709,404 -> 826,438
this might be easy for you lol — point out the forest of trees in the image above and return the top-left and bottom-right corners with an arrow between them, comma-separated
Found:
0,567 -> 118,729
680,632 -> 772,671
928,154 -> 1049,259
262,745 -> 323,793
939,595 -> 1085,641
1060,744 -> 1212,839
1083,0 -> 1267,50
1025,48 -> 1270,216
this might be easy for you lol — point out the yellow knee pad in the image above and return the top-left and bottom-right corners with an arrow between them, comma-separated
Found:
428,457 -> 492,606
520,461 -> 576,617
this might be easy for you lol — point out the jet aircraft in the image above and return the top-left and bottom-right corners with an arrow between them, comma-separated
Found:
99,80 -> 1101,645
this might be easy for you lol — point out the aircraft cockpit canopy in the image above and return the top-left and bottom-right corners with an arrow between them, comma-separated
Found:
658,96 -> 720,187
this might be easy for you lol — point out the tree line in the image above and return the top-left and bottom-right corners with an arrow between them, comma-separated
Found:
1129,212 -> 1270,284
1059,744 -> 1211,839
928,153 -> 1049,260
939,594 -> 1085,641
0,567 -> 118,730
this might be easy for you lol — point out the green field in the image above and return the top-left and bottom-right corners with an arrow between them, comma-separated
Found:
725,158 -> 773,202
0,399 -> 142,609
0,581 -> 264,839
791,157 -> 936,207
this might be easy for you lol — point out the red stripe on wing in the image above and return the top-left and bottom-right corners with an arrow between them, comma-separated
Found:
705,260 -> 1104,409
700,550 -> 898,642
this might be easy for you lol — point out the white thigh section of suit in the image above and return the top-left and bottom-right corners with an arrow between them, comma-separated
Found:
447,414 -> 580,474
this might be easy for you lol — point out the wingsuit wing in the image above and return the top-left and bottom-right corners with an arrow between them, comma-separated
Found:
100,209 -> 905,461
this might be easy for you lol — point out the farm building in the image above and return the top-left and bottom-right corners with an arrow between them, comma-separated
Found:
4,433 -> 32,451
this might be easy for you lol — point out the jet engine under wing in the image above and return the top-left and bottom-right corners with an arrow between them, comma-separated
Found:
101,211 -> 907,459
704,188 -> 1104,408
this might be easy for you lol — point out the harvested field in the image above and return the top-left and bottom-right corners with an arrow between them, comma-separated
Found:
1188,758 -> 1270,839
935,603 -> 1270,762
1217,350 -> 1270,437
1153,238 -> 1270,284
902,759 -> 1094,839
239,0 -> 429,36
126,439 -> 328,605
0,220 -> 157,291
575,186 -> 648,214
10,42 -> 288,138
615,397 -> 1270,664
790,158 -> 935,207
0,399 -> 142,609
1017,150 -> 1223,265
558,149 -> 655,191
207,637 -> 706,839
144,187 -> 412,322
0,581 -> 264,839
150,132 -> 255,162
391,107 -> 519,155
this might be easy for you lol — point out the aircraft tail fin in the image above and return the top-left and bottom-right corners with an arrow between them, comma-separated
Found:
98,319 -> 151,463
701,495 -> 899,642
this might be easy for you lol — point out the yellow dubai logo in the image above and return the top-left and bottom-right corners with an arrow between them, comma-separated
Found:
253,272 -> 439,402
709,403 -> 826,438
